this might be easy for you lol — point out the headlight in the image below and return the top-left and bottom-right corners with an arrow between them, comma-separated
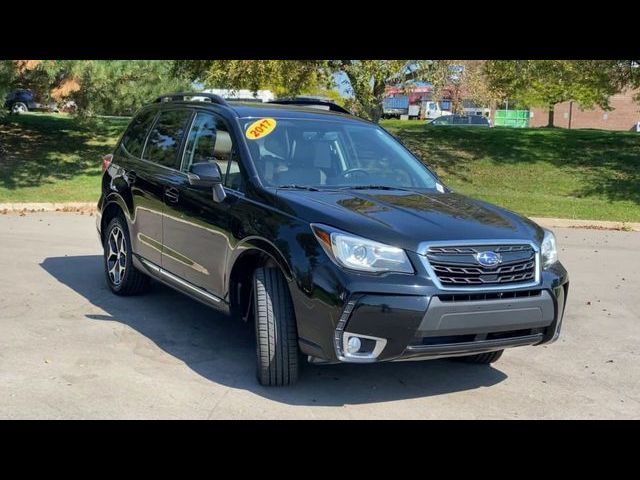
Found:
541,229 -> 558,269
311,224 -> 414,274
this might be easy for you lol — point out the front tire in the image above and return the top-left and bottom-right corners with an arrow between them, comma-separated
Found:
253,267 -> 299,386
456,350 -> 504,364
103,216 -> 150,296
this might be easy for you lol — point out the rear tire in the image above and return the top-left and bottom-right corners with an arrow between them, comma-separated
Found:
103,215 -> 150,296
11,102 -> 28,114
455,350 -> 504,364
253,267 -> 299,386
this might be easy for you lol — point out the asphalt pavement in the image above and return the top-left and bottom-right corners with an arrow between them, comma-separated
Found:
0,212 -> 638,419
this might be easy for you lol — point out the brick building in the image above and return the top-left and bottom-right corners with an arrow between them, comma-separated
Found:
529,90 -> 640,131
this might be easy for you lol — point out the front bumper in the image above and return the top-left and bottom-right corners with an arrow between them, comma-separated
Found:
293,255 -> 568,364
337,288 -> 564,363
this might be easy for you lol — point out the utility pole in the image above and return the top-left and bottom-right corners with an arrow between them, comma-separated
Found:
568,101 -> 573,129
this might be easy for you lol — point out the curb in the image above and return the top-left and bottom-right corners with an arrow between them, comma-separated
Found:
0,202 -> 96,213
530,217 -> 640,232
1,203 -> 639,232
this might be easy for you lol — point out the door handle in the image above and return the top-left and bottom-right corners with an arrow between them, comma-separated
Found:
165,187 -> 179,204
125,170 -> 137,186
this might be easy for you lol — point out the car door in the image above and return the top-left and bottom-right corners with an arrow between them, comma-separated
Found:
115,107 -> 166,266
161,110 -> 243,298
138,107 -> 193,266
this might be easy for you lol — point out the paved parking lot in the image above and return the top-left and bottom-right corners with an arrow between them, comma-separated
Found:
0,212 -> 638,419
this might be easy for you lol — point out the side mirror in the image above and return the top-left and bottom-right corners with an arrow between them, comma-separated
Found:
187,162 -> 227,203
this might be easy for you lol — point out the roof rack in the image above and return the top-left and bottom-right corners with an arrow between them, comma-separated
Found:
267,97 -> 351,115
154,92 -> 229,106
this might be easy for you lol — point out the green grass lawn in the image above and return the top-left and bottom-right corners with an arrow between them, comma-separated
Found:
383,120 -> 640,222
0,113 -> 129,203
1,113 -> 639,221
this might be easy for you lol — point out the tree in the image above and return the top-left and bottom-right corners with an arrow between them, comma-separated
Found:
608,60 -> 640,100
436,60 -> 502,114
61,61 -> 191,116
0,61 -> 17,117
327,61 -> 407,122
173,60 -> 447,123
328,60 -> 445,123
172,60 -> 329,98
1,60 -> 191,117
484,60 -> 621,127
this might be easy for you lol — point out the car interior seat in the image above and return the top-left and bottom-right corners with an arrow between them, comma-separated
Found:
276,139 -> 334,186
257,134 -> 289,185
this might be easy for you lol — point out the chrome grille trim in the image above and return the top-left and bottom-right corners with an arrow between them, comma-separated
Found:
417,239 -> 541,292
428,244 -> 531,254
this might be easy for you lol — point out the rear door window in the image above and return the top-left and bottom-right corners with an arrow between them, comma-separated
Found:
144,109 -> 192,169
120,109 -> 157,158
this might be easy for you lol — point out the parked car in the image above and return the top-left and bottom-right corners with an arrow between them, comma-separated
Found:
429,114 -> 491,127
97,92 -> 569,386
4,89 -> 58,114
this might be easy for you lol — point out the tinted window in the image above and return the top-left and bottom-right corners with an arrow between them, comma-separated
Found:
120,109 -> 157,158
471,116 -> 489,125
182,113 -> 242,190
144,109 -> 192,169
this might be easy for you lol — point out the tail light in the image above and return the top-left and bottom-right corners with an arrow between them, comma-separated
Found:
102,154 -> 113,172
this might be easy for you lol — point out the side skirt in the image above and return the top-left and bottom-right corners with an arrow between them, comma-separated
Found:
133,255 -> 230,315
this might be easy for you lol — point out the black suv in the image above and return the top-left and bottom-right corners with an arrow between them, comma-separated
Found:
97,93 -> 569,386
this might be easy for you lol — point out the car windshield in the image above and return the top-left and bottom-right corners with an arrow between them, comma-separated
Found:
241,117 -> 440,190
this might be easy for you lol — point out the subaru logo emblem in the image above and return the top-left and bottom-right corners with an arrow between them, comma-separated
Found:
475,251 -> 501,267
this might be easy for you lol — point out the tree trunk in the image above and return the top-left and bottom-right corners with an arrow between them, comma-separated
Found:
369,103 -> 383,124
368,78 -> 386,124
547,104 -> 555,128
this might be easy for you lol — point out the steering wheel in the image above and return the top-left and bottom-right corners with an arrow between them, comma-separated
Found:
340,168 -> 370,180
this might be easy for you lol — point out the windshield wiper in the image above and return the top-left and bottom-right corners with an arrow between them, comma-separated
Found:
338,185 -> 414,192
277,184 -> 320,191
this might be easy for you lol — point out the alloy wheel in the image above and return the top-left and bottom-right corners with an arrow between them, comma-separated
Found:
106,226 -> 127,286
12,103 -> 27,114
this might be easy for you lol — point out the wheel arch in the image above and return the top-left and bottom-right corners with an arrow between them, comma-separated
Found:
227,239 -> 294,320
99,194 -> 133,244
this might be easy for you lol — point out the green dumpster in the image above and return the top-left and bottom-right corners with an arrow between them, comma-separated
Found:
494,110 -> 530,128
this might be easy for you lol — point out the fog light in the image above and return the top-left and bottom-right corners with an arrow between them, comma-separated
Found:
346,336 -> 362,354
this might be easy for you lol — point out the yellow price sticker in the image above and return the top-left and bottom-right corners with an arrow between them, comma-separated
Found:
245,118 -> 277,140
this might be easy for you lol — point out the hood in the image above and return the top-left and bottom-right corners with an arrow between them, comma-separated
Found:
276,189 -> 543,253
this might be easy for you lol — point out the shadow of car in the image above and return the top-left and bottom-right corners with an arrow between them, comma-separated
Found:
40,254 -> 508,406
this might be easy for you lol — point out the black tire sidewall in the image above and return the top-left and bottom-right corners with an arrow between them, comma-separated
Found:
252,267 -> 299,386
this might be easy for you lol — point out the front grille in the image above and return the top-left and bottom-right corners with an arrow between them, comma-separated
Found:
424,243 -> 538,288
